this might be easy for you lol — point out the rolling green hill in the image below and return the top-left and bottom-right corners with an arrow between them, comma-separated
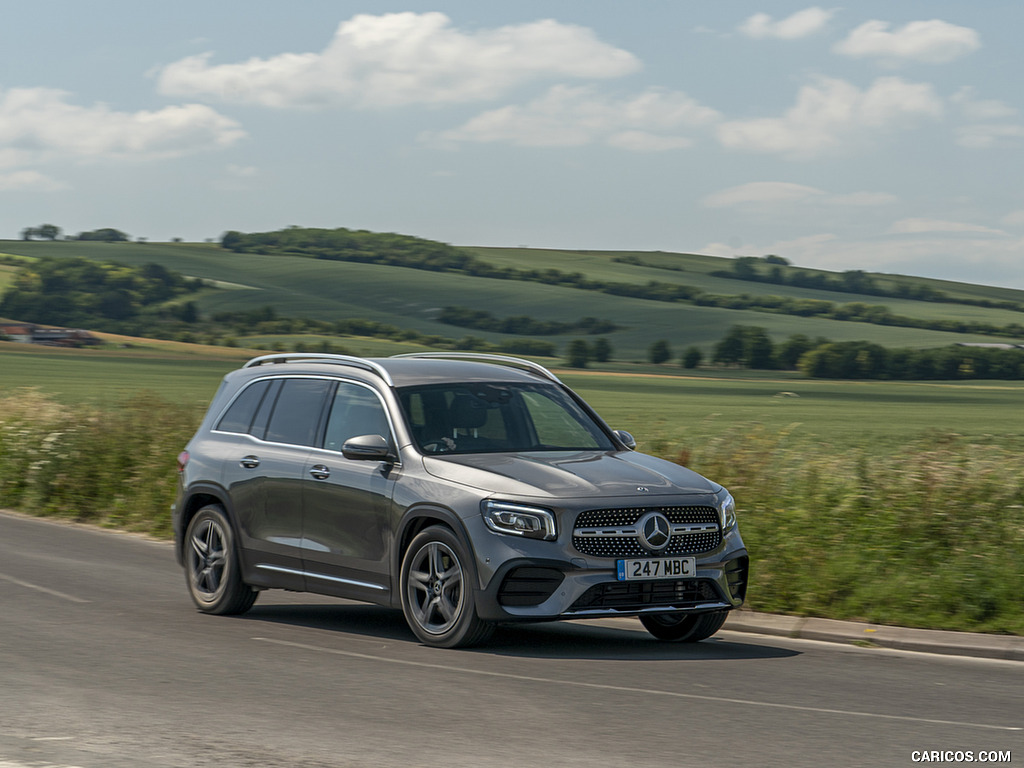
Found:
2,237 -> 1023,360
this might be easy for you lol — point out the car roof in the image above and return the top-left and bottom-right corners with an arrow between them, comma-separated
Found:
236,353 -> 561,389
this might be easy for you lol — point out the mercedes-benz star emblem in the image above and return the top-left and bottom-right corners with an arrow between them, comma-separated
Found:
637,511 -> 672,552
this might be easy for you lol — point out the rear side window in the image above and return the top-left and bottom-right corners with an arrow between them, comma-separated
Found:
264,379 -> 333,446
216,380 -> 272,434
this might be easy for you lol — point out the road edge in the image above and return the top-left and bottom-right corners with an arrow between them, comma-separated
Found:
723,609 -> 1024,661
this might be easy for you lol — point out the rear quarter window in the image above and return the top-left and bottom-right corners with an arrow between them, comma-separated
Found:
216,380 -> 271,434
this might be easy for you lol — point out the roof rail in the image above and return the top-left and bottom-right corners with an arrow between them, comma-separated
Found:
389,352 -> 562,384
243,353 -> 394,386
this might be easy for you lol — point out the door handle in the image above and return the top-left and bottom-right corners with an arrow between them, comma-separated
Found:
240,455 -> 260,469
309,464 -> 330,480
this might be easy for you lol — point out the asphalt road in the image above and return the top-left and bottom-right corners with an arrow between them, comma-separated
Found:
1,511 -> 1021,768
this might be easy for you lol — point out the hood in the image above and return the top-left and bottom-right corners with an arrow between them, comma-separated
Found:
421,450 -> 716,499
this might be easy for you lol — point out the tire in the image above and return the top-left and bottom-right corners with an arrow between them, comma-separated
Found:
640,610 -> 728,642
400,526 -> 493,648
184,504 -> 258,615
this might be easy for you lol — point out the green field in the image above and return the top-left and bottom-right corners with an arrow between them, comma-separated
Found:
2,239 -> 1022,361
0,264 -> 17,292
3,341 -> 1021,448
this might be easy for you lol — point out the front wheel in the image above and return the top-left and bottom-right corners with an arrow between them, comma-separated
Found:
400,526 -> 493,648
640,610 -> 728,642
184,504 -> 257,615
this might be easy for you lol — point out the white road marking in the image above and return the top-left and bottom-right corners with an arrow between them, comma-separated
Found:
253,636 -> 1022,733
0,572 -> 90,603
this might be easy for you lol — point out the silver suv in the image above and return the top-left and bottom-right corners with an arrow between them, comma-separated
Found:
173,353 -> 748,647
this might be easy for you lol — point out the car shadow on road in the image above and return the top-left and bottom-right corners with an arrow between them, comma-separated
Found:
240,602 -> 800,661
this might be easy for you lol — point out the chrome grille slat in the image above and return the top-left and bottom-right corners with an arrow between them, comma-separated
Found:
572,505 -> 722,558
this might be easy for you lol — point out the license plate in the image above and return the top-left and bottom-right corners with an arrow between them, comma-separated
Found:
617,557 -> 696,581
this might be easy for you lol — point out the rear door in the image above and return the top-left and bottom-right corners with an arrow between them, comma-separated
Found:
221,377 -> 332,587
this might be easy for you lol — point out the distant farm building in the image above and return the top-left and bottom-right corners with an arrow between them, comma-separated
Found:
0,323 -> 99,347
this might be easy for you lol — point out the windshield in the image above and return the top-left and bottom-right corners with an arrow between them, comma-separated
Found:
397,382 -> 615,455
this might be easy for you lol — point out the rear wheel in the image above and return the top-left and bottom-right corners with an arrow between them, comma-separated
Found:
640,610 -> 728,642
400,526 -> 493,648
184,504 -> 257,615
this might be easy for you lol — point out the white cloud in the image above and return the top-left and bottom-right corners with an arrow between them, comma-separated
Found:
0,87 -> 245,163
0,148 -> 34,170
955,123 -> 1024,150
717,76 -> 942,159
704,182 -> 825,207
704,181 -> 897,209
606,131 -> 694,151
0,170 -> 69,192
1002,210 -> 1024,228
829,191 -> 900,206
951,87 -> 1024,149
157,12 -> 641,109
887,218 -> 1007,236
432,85 -> 721,149
739,7 -> 834,40
226,164 -> 258,178
833,19 -> 980,64
952,87 -> 1017,121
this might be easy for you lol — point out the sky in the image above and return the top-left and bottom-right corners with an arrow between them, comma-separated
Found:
2,1 -> 1022,289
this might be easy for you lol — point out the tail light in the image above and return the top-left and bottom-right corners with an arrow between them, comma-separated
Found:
177,451 -> 189,473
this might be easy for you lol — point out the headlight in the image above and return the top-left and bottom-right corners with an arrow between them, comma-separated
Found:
718,491 -> 737,531
482,501 -> 557,541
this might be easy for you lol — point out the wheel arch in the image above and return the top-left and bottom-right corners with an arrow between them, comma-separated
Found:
391,505 -> 475,608
176,484 -> 236,565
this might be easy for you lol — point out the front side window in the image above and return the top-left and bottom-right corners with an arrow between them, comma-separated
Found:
323,382 -> 392,452
397,382 -> 613,454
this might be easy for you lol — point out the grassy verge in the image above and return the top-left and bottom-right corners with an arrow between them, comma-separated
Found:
1,385 -> 1021,635
0,389 -> 198,537
681,426 -> 1024,634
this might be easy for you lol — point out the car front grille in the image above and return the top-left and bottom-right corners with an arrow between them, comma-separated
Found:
567,578 -> 722,613
572,506 -> 722,558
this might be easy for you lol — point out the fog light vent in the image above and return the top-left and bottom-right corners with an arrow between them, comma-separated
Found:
498,567 -> 564,607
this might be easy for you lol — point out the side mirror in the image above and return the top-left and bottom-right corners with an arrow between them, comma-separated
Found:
342,434 -> 394,462
613,430 -> 637,451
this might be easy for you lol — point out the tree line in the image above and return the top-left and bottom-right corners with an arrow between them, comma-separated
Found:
713,255 -> 1024,314
0,257 -> 201,331
437,306 -> 618,336
20,224 -> 131,242
698,324 -> 1024,380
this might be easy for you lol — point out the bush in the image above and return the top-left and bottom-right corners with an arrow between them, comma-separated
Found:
648,339 -> 671,365
0,390 -> 199,535
681,346 -> 703,369
566,339 -> 590,368
669,427 -> 1024,634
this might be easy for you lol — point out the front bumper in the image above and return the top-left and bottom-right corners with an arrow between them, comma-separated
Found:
473,543 -> 749,623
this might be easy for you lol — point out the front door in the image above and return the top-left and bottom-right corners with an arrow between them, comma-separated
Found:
300,381 -> 399,600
